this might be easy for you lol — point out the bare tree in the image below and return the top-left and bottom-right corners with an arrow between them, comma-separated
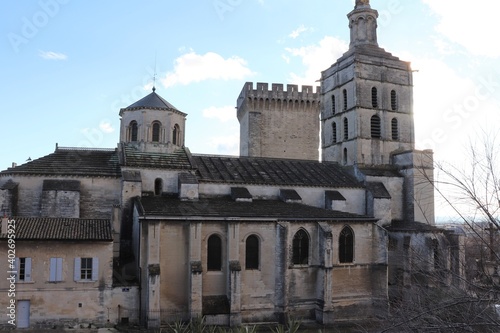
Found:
379,131 -> 500,332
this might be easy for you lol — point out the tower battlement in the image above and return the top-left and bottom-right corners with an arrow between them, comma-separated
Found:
237,82 -> 320,109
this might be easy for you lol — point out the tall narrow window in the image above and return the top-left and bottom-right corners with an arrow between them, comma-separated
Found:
371,87 -> 378,108
343,148 -> 348,165
339,226 -> 354,263
152,122 -> 161,142
130,121 -> 138,142
343,118 -> 348,140
391,118 -> 399,140
292,229 -> 309,265
173,124 -> 180,145
332,122 -> 337,144
331,95 -> 336,114
207,235 -> 222,271
391,90 -> 398,111
15,257 -> 32,282
371,115 -> 381,138
154,178 -> 163,196
343,89 -> 348,111
245,235 -> 259,269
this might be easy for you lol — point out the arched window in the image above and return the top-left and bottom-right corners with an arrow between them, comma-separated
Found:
391,90 -> 398,111
391,118 -> 399,140
332,122 -> 337,144
130,121 -> 138,142
245,235 -> 259,269
207,235 -> 222,271
154,178 -> 162,196
152,122 -> 161,142
371,87 -> 378,108
292,229 -> 309,265
331,95 -> 336,115
343,89 -> 348,111
343,148 -> 348,165
173,124 -> 180,146
339,226 -> 354,263
343,118 -> 348,140
371,115 -> 381,138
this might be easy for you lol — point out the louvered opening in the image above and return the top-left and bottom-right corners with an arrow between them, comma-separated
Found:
343,89 -> 347,111
371,87 -> 378,108
332,122 -> 337,144
391,118 -> 399,140
343,118 -> 348,140
371,115 -> 381,139
331,95 -> 336,114
391,90 -> 398,111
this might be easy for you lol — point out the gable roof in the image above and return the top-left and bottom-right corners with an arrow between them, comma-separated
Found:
0,217 -> 113,241
191,154 -> 362,188
137,196 -> 373,221
1,147 -> 121,177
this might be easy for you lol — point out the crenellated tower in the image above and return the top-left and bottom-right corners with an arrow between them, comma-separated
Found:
237,82 -> 320,160
321,0 -> 414,166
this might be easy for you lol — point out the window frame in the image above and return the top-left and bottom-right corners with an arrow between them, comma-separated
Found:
292,229 -> 310,266
15,257 -> 32,282
207,234 -> 222,271
130,121 -> 138,142
245,234 -> 260,270
152,121 -> 161,142
74,257 -> 98,282
339,226 -> 354,264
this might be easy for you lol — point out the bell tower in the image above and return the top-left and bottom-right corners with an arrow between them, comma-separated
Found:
119,88 -> 187,154
321,0 -> 414,166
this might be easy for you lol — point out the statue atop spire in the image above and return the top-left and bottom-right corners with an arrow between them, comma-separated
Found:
355,0 -> 370,8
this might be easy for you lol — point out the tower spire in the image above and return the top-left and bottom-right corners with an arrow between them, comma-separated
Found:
349,0 -> 378,48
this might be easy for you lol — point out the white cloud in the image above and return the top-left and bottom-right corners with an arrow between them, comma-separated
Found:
422,0 -> 500,57
38,50 -> 67,60
207,134 -> 239,156
202,106 -> 236,123
289,25 -> 309,39
161,51 -> 254,88
285,36 -> 348,85
99,120 -> 114,133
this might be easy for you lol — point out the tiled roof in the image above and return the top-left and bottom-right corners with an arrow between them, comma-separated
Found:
1,147 -> 121,177
122,145 -> 193,169
192,154 -> 362,188
0,217 -> 113,241
137,196 -> 373,221
119,90 -> 185,115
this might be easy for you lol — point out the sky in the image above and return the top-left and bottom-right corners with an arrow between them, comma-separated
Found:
1,0 -> 500,218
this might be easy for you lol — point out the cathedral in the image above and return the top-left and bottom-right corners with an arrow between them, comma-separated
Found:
0,1 -> 463,329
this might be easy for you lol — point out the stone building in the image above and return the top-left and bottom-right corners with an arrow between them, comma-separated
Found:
0,0 -> 463,329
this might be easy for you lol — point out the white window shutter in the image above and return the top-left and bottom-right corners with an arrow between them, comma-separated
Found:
74,257 -> 81,281
91,257 -> 99,281
56,258 -> 63,281
50,258 -> 57,281
25,258 -> 32,282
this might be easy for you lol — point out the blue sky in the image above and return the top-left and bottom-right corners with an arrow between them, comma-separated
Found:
2,0 -> 500,217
